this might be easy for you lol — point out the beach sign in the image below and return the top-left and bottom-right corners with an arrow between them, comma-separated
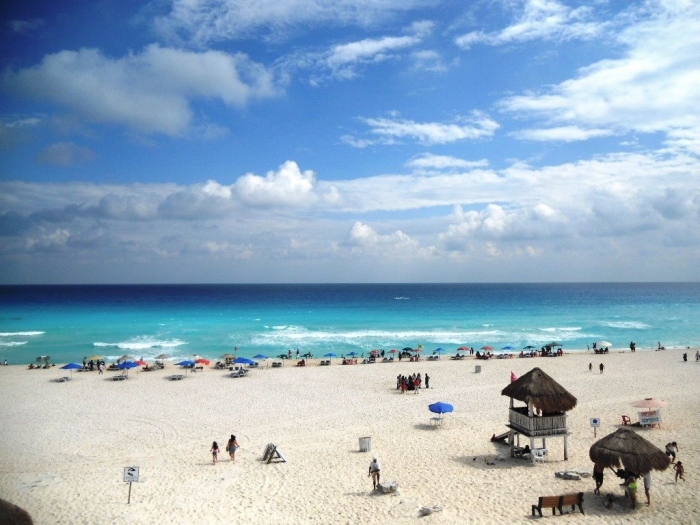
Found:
590,417 -> 600,437
123,466 -> 139,504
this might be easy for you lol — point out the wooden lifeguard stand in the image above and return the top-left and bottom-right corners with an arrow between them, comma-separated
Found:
501,367 -> 577,464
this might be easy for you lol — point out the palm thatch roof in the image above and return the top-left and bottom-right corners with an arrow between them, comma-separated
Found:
0,498 -> 34,525
589,428 -> 670,474
501,367 -> 577,413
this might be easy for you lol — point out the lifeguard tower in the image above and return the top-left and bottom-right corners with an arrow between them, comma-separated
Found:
501,367 -> 577,463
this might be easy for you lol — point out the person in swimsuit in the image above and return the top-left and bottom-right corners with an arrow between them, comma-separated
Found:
368,458 -> 381,489
210,441 -> 220,464
674,461 -> 685,482
227,435 -> 240,461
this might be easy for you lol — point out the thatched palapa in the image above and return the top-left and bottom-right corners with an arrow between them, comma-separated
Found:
589,428 -> 671,474
501,367 -> 577,413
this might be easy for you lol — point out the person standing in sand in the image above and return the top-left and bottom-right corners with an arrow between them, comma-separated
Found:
593,462 -> 605,495
226,435 -> 239,461
210,441 -> 220,464
368,457 -> 381,489
588,363 -> 592,372
599,363 -> 604,374
643,471 -> 652,505
425,373 -> 430,389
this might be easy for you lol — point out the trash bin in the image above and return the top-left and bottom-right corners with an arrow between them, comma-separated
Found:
475,365 -> 481,373
359,436 -> 372,452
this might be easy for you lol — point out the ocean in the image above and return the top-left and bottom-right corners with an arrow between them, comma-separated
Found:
0,283 -> 698,364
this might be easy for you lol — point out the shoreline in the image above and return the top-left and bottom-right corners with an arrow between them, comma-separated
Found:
1,348 -> 698,524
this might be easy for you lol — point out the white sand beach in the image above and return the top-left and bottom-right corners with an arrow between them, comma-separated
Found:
1,349 -> 698,524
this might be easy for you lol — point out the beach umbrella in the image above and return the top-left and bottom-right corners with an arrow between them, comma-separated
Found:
589,427 -> 671,474
549,342 -> 563,346
597,341 -> 612,348
221,353 -> 235,359
457,346 -> 469,351
523,345 -> 535,350
134,360 -> 147,366
177,360 -> 195,367
631,398 -> 668,409
323,353 -> 337,358
155,353 -> 169,360
60,362 -> 82,378
347,351 -> 358,357
370,349 -> 380,355
117,361 -> 140,376
233,357 -> 255,365
389,349 -> 398,354
87,355 -> 102,361
118,354 -> 134,363
253,354 -> 268,360
428,402 -> 454,414
501,367 -> 578,413
481,346 -> 494,351
502,345 -> 514,350
195,358 -> 210,365
402,347 -> 413,352
434,348 -> 444,353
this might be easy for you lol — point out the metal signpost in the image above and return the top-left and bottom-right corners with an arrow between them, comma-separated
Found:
590,417 -> 600,438
123,466 -> 139,504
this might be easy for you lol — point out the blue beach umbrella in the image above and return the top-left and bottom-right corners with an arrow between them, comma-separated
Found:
60,362 -> 82,378
346,351 -> 358,357
429,402 -> 454,414
502,345 -> 514,350
117,361 -> 140,376
253,354 -> 268,360
233,357 -> 255,365
324,353 -> 337,358
434,348 -> 444,353
177,360 -> 195,367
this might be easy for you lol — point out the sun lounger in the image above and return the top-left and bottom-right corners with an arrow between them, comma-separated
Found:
272,362 -> 282,368
55,376 -> 71,382
113,375 -> 127,381
169,374 -> 185,380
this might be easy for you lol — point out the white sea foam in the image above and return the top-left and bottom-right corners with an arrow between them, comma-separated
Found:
93,337 -> 187,351
0,341 -> 28,346
0,331 -> 45,336
394,297 -> 410,300
539,327 -> 582,332
602,321 -> 651,329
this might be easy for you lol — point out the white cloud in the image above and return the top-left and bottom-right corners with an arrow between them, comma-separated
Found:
324,34 -> 422,79
233,161 -> 318,207
512,126 -> 614,142
2,45 -> 279,136
153,0 -> 435,45
345,111 -> 499,146
345,221 -> 420,253
36,142 -> 97,167
455,0 -> 604,49
498,2 -> 700,147
406,153 -> 489,170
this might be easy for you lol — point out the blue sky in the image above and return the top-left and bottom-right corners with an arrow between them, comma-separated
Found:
1,0 -> 699,283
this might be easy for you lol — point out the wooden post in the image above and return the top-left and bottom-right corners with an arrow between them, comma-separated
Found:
127,482 -> 132,504
564,434 -> 568,461
530,436 -> 535,464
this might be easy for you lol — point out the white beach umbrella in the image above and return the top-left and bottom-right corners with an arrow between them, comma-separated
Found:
597,341 -> 612,348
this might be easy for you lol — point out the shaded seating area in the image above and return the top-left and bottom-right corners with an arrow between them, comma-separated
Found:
320,360 -> 331,366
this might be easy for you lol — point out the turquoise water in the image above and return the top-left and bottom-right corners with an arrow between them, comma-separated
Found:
0,283 -> 698,364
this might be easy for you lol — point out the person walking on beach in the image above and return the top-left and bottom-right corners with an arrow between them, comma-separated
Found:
673,461 -> 685,482
425,373 -> 430,389
696,350 -> 700,361
226,435 -> 239,461
683,352 -> 688,362
588,362 -> 592,372
210,441 -> 220,465
599,363 -> 604,374
368,457 -> 381,489
665,442 -> 679,463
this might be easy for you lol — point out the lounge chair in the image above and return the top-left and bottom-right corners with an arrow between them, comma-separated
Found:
169,374 -> 185,380
271,362 -> 282,368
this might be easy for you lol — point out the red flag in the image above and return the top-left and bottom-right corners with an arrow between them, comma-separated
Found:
510,371 -> 518,383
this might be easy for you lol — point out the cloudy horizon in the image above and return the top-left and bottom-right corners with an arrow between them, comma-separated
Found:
1,0 -> 699,284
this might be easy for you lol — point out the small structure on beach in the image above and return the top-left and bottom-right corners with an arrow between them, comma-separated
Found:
501,367 -> 577,462
589,427 -> 670,474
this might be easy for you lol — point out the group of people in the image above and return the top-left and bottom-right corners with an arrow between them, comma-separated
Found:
594,440 -> 685,509
588,362 -> 605,373
396,372 -> 429,393
210,435 -> 240,464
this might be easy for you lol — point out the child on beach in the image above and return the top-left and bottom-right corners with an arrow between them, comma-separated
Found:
674,462 -> 685,482
210,441 -> 220,464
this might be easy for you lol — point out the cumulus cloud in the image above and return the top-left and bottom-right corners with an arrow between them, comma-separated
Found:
344,221 -> 419,251
232,161 -> 319,207
343,111 -> 499,147
36,142 -> 97,167
455,0 -> 603,49
153,0 -> 435,45
498,2 -> 700,147
2,45 -> 279,136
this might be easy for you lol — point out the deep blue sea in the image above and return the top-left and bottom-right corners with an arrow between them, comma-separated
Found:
1,284 -> 698,364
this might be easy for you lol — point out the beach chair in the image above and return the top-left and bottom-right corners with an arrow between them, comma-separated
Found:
533,448 -> 548,463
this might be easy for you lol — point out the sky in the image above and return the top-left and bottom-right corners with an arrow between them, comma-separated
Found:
1,0 -> 699,284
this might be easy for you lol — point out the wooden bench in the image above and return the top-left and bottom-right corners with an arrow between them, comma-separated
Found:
532,492 -> 584,517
